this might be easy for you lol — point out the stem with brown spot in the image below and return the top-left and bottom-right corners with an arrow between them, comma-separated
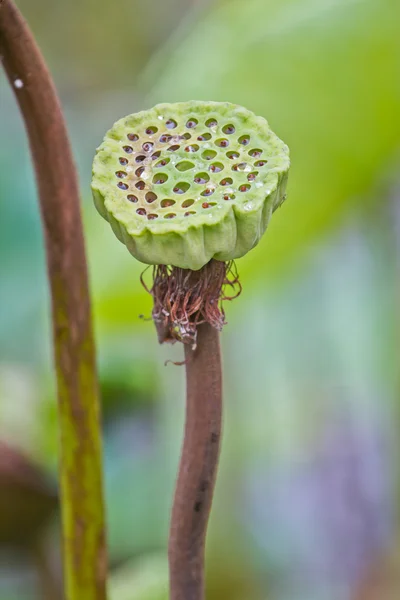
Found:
0,2 -> 107,599
169,323 -> 222,600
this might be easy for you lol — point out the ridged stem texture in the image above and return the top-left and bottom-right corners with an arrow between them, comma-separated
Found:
169,322 -> 223,600
0,2 -> 108,599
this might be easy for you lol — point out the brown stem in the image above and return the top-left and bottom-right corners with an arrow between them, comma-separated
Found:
169,323 -> 223,600
0,3 -> 107,600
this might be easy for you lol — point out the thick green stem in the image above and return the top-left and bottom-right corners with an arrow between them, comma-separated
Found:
168,323 -> 223,600
0,2 -> 107,599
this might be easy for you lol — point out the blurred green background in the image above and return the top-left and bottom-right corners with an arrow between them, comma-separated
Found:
1,0 -> 400,598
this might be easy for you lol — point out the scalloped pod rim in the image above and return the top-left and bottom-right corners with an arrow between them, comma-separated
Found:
92,100 -> 290,270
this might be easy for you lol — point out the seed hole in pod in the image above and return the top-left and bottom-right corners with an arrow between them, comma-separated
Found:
160,134 -> 172,143
216,138 -> 229,148
153,173 -> 168,184
127,194 -> 138,203
249,148 -> 263,158
145,192 -> 157,203
142,142 -> 154,153
186,118 -> 198,128
180,132 -> 192,140
127,133 -> 139,141
168,144 -> 180,152
220,177 -> 233,186
194,172 -> 210,184
202,201 -> 216,209
247,171 -> 258,181
227,151 -> 239,160
205,118 -> 218,128
135,166 -> 145,177
239,135 -> 250,145
135,180 -> 145,190
223,193 -> 235,201
239,184 -> 251,192
155,158 -> 170,167
185,144 -> 199,153
201,188 -> 215,197
176,160 -> 195,172
173,182 -> 190,194
209,162 -> 224,173
202,149 -> 217,161
222,124 -> 235,134
182,199 -> 194,208
147,213 -> 158,220
197,132 -> 212,141
232,162 -> 247,172
136,208 -> 146,216
166,119 -> 177,129
161,199 -> 176,208
145,126 -> 158,135
151,151 -> 161,160
119,157 -> 128,166
123,145 -> 133,154
165,213 -> 176,219
117,182 -> 128,190
255,160 -> 268,167
135,155 -> 146,163
184,211 -> 196,216
115,170 -> 127,178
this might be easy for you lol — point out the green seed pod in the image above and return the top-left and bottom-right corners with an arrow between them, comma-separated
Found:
92,101 -> 289,271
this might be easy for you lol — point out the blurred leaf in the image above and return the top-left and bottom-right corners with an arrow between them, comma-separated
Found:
110,554 -> 168,600
141,0 -> 400,285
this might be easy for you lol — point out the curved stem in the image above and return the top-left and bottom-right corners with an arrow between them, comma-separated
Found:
169,323 -> 223,600
0,3 -> 107,600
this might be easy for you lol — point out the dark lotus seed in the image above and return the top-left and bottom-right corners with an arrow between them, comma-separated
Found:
186,119 -> 198,128
209,163 -> 223,173
156,159 -> 169,167
166,119 -> 177,129
153,174 -> 168,184
249,149 -> 262,157
119,157 -> 128,165
168,145 -> 180,151
239,184 -> 250,192
239,135 -> 250,145
182,199 -> 194,208
151,151 -> 161,160
227,151 -> 239,159
247,172 -> 258,181
232,164 -> 239,171
161,199 -> 175,207
194,173 -> 209,184
135,181 -> 145,190
160,134 -> 172,143
135,166 -> 145,177
201,188 -> 214,197
142,142 -> 154,152
206,119 -> 218,128
222,124 -> 235,134
146,127 -> 158,135
197,133 -> 211,141
123,145 -> 133,154
135,155 -> 146,163
184,211 -> 196,216
136,208 -> 146,215
116,170 -> 127,178
220,177 -> 233,186
145,192 -> 157,203
185,145 -> 199,152
255,160 -> 267,167
127,133 -> 139,141
223,194 -> 235,200
117,182 -> 128,190
147,213 -> 158,220
216,139 -> 229,148
127,194 -> 138,202
202,202 -> 210,208
165,213 -> 176,218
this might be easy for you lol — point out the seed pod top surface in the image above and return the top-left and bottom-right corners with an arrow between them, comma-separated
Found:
92,101 -> 290,270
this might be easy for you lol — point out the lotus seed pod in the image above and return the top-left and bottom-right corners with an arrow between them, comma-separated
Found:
92,101 -> 290,271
